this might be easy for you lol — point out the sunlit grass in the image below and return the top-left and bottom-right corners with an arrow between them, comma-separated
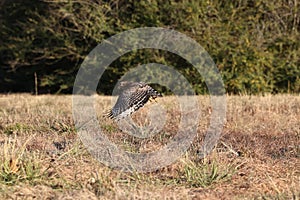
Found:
178,158 -> 235,188
0,134 -> 45,185
0,94 -> 299,199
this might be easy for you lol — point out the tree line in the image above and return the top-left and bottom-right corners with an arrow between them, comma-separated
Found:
0,0 -> 299,94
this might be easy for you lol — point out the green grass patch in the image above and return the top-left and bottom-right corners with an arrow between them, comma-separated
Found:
177,158 -> 236,188
0,135 -> 46,185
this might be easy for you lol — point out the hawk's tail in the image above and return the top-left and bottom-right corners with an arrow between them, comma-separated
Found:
104,109 -> 114,119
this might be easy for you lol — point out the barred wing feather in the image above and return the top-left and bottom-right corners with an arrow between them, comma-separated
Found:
106,82 -> 162,120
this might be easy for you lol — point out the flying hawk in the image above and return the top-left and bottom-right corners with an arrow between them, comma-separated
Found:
106,82 -> 162,120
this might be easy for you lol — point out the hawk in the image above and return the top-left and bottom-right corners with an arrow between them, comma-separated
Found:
106,81 -> 162,120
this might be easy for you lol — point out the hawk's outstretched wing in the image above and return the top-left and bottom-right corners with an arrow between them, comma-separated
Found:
106,82 -> 162,120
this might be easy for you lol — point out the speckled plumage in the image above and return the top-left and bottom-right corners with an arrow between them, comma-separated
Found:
106,82 -> 162,120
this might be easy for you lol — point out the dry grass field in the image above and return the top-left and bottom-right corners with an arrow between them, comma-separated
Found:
0,94 -> 299,199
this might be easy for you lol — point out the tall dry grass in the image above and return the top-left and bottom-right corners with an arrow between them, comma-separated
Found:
0,94 -> 299,199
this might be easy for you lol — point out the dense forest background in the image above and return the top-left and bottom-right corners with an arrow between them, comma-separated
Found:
0,0 -> 299,95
